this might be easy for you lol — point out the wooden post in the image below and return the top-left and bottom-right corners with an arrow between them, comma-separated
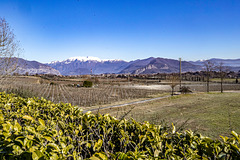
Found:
179,58 -> 182,90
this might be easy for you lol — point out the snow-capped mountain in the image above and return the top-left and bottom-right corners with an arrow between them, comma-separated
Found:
47,57 -> 128,75
50,56 -> 123,65
3,57 -> 239,76
46,56 -> 240,75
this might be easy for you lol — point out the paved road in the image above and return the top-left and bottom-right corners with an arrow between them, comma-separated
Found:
83,95 -> 171,113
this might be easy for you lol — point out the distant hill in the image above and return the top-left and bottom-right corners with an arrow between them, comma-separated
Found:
47,56 -> 240,75
130,58 -> 203,74
0,58 -> 61,75
118,57 -> 156,74
2,57 -> 239,76
16,58 -> 61,75
189,58 -> 240,67
189,58 -> 240,72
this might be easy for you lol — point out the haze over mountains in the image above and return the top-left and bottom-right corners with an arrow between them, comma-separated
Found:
17,58 -> 61,75
47,57 -> 240,75
48,56 -> 128,75
7,57 -> 240,75
0,58 -> 60,75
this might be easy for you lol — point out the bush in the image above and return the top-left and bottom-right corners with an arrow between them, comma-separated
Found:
49,82 -> 55,85
83,80 -> 93,87
180,86 -> 192,94
0,92 -> 240,159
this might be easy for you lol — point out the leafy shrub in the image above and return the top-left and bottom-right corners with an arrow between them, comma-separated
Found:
0,92 -> 240,159
49,82 -> 54,85
83,80 -> 93,87
180,86 -> 192,94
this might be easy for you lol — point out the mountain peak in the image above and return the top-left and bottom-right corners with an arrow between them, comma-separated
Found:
46,57 -> 240,75
68,56 -> 101,62
49,56 -> 124,64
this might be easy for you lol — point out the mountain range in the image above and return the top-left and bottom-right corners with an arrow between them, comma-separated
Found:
47,57 -> 240,75
17,58 -> 61,75
0,58 -> 60,75
48,57 -> 128,75
4,57 -> 240,75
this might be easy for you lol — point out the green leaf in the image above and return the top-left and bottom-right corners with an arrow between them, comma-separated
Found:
49,153 -> 59,160
26,135 -> 34,140
63,144 -> 74,155
14,120 -> 22,132
78,125 -> 82,131
87,142 -> 91,148
47,143 -> 60,152
37,125 -> 45,131
231,131 -> 240,143
117,153 -> 128,159
97,153 -> 108,159
220,135 -> 228,142
44,136 -> 53,142
154,150 -> 160,157
90,157 -> 101,160
172,123 -> 176,134
12,145 -> 23,155
2,122 -> 11,131
93,139 -> 103,152
32,150 -> 44,160
23,115 -> 35,121
91,153 -> 108,160
230,144 -> 240,152
38,118 -> 45,126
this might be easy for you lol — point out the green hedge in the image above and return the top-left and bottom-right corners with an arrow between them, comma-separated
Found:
83,80 -> 93,87
0,92 -> 240,159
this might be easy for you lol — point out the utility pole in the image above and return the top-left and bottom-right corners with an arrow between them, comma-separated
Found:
179,58 -> 182,90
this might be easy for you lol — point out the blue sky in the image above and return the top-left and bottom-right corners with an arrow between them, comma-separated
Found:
0,0 -> 240,63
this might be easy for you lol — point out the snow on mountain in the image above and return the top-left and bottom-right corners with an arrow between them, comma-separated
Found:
47,56 -> 128,75
68,56 -> 102,62
46,56 -> 240,75
49,56 -> 124,65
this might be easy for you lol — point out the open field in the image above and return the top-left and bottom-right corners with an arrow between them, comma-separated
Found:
0,76 -> 240,107
1,75 -> 240,153
210,78 -> 238,83
0,76 -> 165,107
121,82 -> 240,92
97,92 -> 240,139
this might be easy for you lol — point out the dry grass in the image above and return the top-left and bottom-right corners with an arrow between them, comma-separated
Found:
0,76 -> 165,107
98,92 -> 240,139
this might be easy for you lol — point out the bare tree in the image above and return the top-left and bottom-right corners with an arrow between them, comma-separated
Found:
0,17 -> 21,79
169,73 -> 179,96
217,62 -> 228,93
204,60 -> 214,92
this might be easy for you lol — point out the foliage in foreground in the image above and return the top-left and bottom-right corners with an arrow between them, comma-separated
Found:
0,92 -> 240,159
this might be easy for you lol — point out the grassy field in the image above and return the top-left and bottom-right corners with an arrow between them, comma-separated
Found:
98,92 -> 240,139
1,76 -> 240,139
210,78 -> 237,83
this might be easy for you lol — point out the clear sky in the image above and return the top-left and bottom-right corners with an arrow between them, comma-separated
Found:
0,0 -> 240,63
